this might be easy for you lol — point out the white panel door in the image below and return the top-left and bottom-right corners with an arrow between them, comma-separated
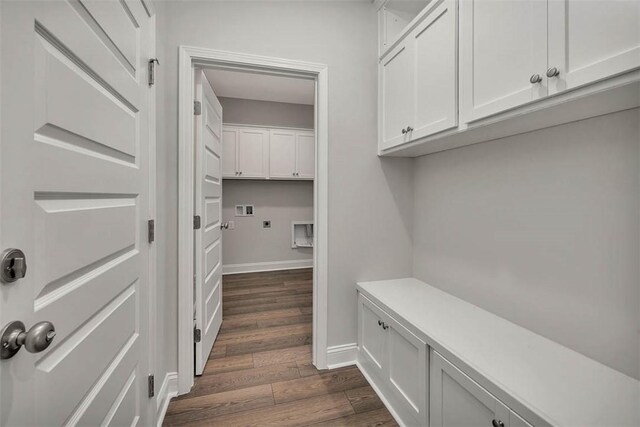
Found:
269,129 -> 297,178
386,317 -> 428,426
380,40 -> 415,150
412,0 -> 458,140
295,131 -> 315,179
547,0 -> 640,95
237,128 -> 269,178
430,350 -> 512,427
222,127 -> 238,177
461,0 -> 548,122
0,1 -> 154,425
194,71 -> 223,375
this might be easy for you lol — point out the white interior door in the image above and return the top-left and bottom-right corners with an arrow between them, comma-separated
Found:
194,71 -> 223,375
269,129 -> 297,178
295,131 -> 315,179
0,1 -> 154,425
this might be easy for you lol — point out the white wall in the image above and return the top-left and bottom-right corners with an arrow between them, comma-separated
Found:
222,180 -> 313,266
219,97 -> 314,129
412,109 -> 640,379
155,0 -> 414,376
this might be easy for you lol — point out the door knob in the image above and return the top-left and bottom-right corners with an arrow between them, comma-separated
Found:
221,222 -> 229,230
546,67 -> 560,78
1,248 -> 27,283
529,73 -> 543,84
1,320 -> 56,359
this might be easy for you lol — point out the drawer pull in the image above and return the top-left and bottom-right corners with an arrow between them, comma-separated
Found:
492,420 -> 504,427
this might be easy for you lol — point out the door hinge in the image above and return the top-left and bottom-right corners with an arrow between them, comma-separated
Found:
194,100 -> 202,116
194,327 -> 202,343
194,215 -> 201,230
148,58 -> 159,87
148,219 -> 155,243
148,374 -> 155,398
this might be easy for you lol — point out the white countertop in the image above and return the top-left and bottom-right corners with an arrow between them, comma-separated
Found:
357,278 -> 640,427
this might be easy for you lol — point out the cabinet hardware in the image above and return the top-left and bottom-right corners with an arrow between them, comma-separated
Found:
492,420 -> 504,427
546,67 -> 560,78
378,320 -> 383,326
401,127 -> 407,134
529,73 -> 543,84
382,323 -> 389,330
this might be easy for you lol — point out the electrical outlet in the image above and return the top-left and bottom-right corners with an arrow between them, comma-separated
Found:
245,205 -> 254,216
263,220 -> 271,228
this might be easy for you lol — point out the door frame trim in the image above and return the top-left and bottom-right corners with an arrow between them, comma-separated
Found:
177,45 -> 329,394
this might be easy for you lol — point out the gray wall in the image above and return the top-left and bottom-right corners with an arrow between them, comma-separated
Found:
155,0 -> 414,377
222,180 -> 313,266
219,97 -> 314,129
412,109 -> 640,379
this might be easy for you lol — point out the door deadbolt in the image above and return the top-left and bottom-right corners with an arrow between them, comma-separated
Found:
1,320 -> 56,359
1,248 -> 27,283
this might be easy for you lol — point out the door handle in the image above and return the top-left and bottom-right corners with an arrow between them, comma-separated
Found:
1,320 -> 56,359
1,248 -> 27,283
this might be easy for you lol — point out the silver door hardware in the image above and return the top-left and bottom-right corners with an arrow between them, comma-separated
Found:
529,73 -> 543,84
148,58 -> 159,87
1,248 -> 27,283
194,328 -> 202,343
194,100 -> 202,116
194,215 -> 201,230
492,420 -> 505,427
1,320 -> 56,360
546,67 -> 560,78
148,375 -> 155,398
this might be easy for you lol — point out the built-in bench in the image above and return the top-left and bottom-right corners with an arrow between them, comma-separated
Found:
356,278 -> 640,427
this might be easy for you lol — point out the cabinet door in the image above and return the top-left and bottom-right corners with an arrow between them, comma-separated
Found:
358,295 -> 387,380
380,39 -> 415,150
430,350 -> 511,427
296,131 -> 315,179
269,130 -> 296,178
411,0 -> 458,140
237,128 -> 269,178
386,316 -> 428,426
548,0 -> 640,95
222,127 -> 238,177
460,0 -> 547,122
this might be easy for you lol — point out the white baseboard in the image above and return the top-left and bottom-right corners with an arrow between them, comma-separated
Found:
156,372 -> 178,427
223,259 -> 313,275
326,343 -> 357,369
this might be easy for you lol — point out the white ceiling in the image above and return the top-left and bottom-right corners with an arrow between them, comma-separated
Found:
203,69 -> 315,105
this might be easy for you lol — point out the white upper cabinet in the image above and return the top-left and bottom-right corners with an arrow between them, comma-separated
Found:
296,131 -> 315,179
460,0 -> 548,122
380,0 -> 458,151
411,0 -> 458,140
547,0 -> 640,95
237,128 -> 269,178
269,129 -> 297,178
222,127 -> 238,177
381,40 -> 414,150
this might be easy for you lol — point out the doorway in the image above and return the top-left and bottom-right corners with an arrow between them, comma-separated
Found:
177,47 -> 329,394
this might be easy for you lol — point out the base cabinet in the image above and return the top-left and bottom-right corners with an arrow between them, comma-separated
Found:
358,294 -> 428,426
430,350 -> 532,427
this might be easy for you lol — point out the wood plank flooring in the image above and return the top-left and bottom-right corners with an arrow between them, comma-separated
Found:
164,268 -> 397,426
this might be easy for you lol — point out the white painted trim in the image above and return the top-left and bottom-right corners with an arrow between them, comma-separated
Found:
223,259 -> 313,275
326,343 -> 358,369
178,46 -> 330,395
223,122 -> 313,132
356,360 -> 406,427
155,372 -> 178,427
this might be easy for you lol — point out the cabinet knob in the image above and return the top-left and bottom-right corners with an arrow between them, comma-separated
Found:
546,67 -> 560,78
382,324 -> 389,330
492,420 -> 505,427
401,128 -> 407,134
402,126 -> 413,135
529,73 -> 543,84
377,320 -> 383,326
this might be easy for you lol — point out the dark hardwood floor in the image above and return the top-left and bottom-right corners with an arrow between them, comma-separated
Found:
164,268 -> 397,426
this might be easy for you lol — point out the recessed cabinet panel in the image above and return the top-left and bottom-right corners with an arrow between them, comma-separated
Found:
461,0 -> 547,122
237,129 -> 269,178
412,0 -> 458,140
269,130 -> 296,178
359,300 -> 387,378
222,128 -> 238,177
547,0 -> 640,95
296,132 -> 315,179
381,41 -> 414,150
